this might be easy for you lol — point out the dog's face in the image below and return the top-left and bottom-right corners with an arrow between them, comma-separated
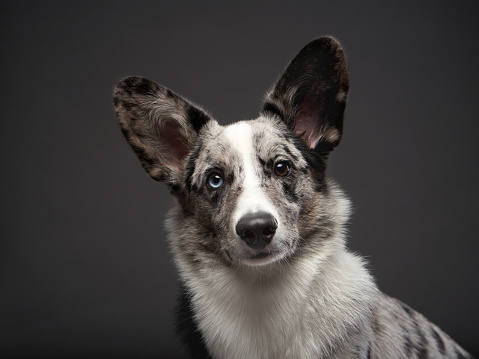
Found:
178,118 -> 323,266
113,37 -> 349,267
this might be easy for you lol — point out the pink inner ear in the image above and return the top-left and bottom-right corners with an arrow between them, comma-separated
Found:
158,120 -> 190,172
294,94 -> 322,149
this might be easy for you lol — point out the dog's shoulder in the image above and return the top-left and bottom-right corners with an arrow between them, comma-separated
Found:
370,293 -> 473,359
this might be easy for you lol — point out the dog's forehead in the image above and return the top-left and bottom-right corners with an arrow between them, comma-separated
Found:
213,118 -> 293,156
195,117 -> 306,171
223,121 -> 254,153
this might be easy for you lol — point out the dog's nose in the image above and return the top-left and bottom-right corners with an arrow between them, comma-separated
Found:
235,212 -> 278,249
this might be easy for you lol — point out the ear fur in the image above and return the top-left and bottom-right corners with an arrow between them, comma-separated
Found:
113,76 -> 212,185
262,36 -> 350,156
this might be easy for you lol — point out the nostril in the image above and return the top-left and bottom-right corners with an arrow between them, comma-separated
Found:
262,225 -> 276,238
262,218 -> 278,238
242,229 -> 255,240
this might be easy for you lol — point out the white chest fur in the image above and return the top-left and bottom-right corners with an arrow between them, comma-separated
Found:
177,246 -> 377,359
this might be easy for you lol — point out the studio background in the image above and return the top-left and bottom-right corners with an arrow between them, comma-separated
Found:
1,1 -> 478,358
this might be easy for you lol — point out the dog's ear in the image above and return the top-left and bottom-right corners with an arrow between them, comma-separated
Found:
262,36 -> 349,156
113,77 -> 212,185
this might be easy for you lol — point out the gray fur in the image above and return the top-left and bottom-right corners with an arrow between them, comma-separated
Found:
113,37 -> 473,358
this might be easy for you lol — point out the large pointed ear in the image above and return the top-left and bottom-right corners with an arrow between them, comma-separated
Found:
262,36 -> 349,156
113,76 -> 212,186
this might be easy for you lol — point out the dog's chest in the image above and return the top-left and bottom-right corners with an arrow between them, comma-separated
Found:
194,275 -> 316,358
178,249 -> 378,359
183,260 -> 330,359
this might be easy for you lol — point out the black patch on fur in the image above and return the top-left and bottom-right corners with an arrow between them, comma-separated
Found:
402,303 -> 429,359
169,183 -> 181,193
211,191 -> 220,204
366,343 -> 371,359
135,77 -> 157,96
287,133 -> 326,191
185,142 -> 203,193
403,334 -> 413,357
415,324 -> 429,358
176,284 -> 211,358
262,101 -> 284,120
187,106 -> 211,133
117,78 -> 132,96
417,342 -> 429,359
282,181 -> 299,203
117,77 -> 155,97
431,327 -> 446,355
401,303 -> 414,318
265,158 -> 274,171
257,156 -> 272,179
257,156 -> 266,167
121,100 -> 136,110
281,144 -> 299,162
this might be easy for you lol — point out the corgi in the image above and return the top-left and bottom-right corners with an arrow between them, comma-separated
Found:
113,36 -> 473,359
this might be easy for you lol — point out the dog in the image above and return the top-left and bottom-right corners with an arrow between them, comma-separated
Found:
113,37 -> 473,359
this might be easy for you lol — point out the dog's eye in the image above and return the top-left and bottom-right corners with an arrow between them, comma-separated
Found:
274,161 -> 291,177
207,173 -> 224,189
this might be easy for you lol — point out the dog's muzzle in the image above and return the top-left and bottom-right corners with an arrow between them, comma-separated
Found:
235,212 -> 278,249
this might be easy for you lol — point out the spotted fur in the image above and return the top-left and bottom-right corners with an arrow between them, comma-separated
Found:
113,37 -> 473,358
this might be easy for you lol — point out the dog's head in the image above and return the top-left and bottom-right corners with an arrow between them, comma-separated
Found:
113,37 -> 350,268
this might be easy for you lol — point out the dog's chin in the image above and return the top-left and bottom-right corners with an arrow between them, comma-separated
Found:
240,250 -> 286,267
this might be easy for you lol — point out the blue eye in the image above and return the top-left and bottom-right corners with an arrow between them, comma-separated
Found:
207,173 -> 224,189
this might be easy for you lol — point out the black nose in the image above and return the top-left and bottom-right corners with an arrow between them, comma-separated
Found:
235,212 -> 278,249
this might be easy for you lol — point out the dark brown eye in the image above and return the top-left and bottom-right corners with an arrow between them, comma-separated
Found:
274,161 -> 291,177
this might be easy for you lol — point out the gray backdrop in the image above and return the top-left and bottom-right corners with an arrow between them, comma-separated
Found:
1,1 -> 478,358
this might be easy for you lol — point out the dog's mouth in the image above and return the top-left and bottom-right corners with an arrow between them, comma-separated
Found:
234,233 -> 295,267
241,249 -> 285,266
249,251 -> 273,261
